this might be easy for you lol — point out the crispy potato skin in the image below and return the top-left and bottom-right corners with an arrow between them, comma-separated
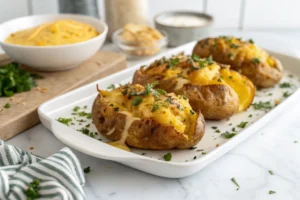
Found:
92,94 -> 205,149
133,68 -> 239,120
192,38 -> 283,88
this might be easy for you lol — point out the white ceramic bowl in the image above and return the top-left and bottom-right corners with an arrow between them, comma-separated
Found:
0,14 -> 108,71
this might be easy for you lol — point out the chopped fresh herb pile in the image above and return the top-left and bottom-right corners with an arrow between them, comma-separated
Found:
279,82 -> 291,88
0,63 -> 42,97
252,101 -> 272,110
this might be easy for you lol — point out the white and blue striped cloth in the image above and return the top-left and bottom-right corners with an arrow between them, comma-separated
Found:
0,140 -> 86,200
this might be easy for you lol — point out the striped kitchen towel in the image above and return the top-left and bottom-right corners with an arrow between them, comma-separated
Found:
0,140 -> 86,200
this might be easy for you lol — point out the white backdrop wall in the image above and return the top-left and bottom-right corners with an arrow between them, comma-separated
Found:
0,0 -> 299,30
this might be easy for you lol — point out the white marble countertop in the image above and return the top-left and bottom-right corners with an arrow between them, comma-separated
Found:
6,31 -> 300,200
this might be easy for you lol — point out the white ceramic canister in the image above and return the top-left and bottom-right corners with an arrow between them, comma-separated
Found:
104,0 -> 149,40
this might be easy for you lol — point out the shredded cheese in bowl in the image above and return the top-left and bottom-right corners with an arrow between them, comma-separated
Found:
5,20 -> 99,46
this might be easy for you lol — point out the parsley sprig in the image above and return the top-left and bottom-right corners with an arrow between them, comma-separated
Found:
26,179 -> 40,200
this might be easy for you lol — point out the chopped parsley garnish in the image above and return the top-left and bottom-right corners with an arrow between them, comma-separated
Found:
252,58 -> 261,64
26,179 -> 40,199
202,152 -> 207,155
191,54 -> 201,62
232,127 -> 236,132
215,129 -> 221,133
87,113 -> 92,119
0,63 -> 41,97
132,96 -> 143,106
222,131 -> 236,139
279,82 -> 291,88
114,107 -> 119,111
268,93 -> 273,96
269,190 -> 276,194
237,121 -> 248,128
107,84 -> 116,90
248,114 -> 252,118
73,106 -> 80,112
230,43 -> 239,48
190,110 -> 195,115
248,39 -> 254,44
231,177 -> 240,189
78,111 -> 88,117
252,101 -> 272,110
57,118 -> 72,126
85,124 -> 90,128
152,104 -> 159,112
84,166 -> 91,173
283,91 -> 291,98
77,127 -> 90,135
295,141 -> 298,143
229,76 -> 233,79
228,53 -> 233,58
189,146 -> 197,150
269,170 -> 274,175
4,103 -> 11,108
217,77 -> 222,82
212,126 -> 218,130
167,58 -> 180,69
193,156 -> 197,160
163,153 -> 172,161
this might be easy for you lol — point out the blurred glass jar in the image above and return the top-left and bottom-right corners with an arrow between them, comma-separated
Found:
104,0 -> 149,40
59,0 -> 99,17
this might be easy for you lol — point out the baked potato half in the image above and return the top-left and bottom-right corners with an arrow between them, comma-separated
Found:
133,54 -> 256,120
92,84 -> 205,150
192,36 -> 283,88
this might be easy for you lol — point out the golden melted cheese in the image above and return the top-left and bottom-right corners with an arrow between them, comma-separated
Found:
100,84 -> 197,135
5,19 -> 99,46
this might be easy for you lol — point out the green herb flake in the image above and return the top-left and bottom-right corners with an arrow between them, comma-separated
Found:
167,58 -> 180,69
252,58 -> 261,64
237,121 -> 248,128
230,43 -> 239,49
85,124 -> 90,128
87,113 -> 92,119
152,104 -> 159,112
26,179 -> 40,199
217,77 -> 222,82
279,82 -> 291,88
222,131 -> 236,139
228,53 -> 233,58
229,76 -> 233,80
269,190 -> 276,194
57,118 -> 72,126
269,170 -> 274,175
212,126 -> 218,130
252,101 -> 273,110
4,103 -> 11,109
248,114 -> 252,118
114,107 -> 119,111
107,84 -> 116,90
248,39 -> 254,44
84,166 -> 91,173
77,127 -> 90,135
189,146 -> 197,150
190,109 -> 196,115
163,153 -> 172,161
73,106 -> 80,112
294,141 -> 298,143
231,177 -> 240,189
202,152 -> 207,155
78,111 -> 87,117
268,93 -> 272,96
215,129 -> 221,133
132,96 -> 143,106
283,91 -> 291,97
191,54 -> 201,62
193,156 -> 197,160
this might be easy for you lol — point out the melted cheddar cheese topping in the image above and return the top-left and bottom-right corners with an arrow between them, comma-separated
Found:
5,20 -> 99,46
100,84 -> 197,136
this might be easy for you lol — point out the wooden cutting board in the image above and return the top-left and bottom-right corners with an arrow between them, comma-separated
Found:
0,51 -> 126,141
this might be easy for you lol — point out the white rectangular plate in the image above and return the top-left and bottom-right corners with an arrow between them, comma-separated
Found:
38,39 -> 300,178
